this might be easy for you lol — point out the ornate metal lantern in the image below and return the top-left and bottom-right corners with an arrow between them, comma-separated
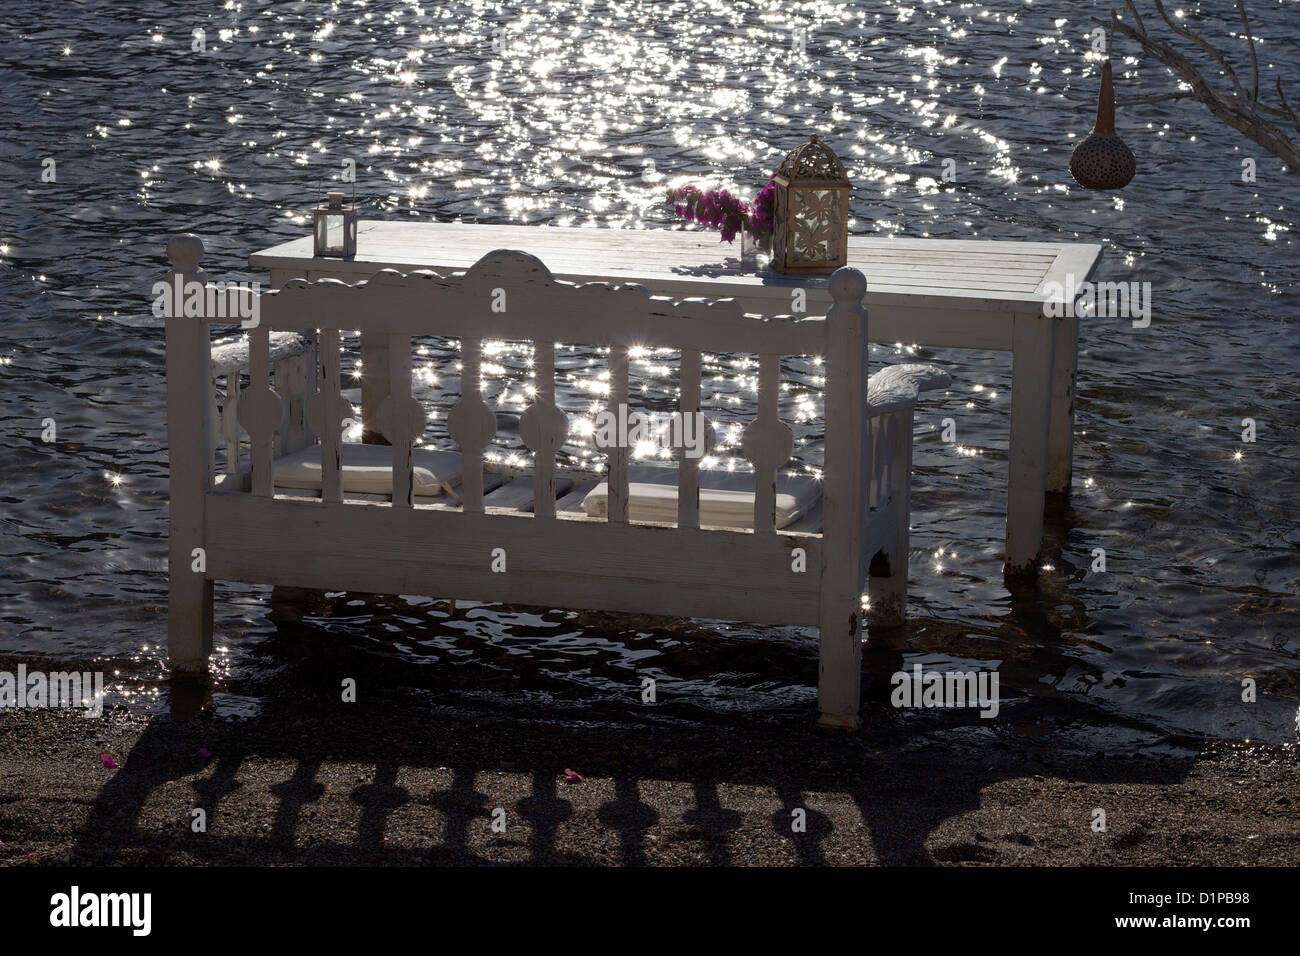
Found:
313,190 -> 358,258
771,135 -> 850,275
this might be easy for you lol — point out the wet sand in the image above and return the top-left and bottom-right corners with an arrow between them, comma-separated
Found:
1,706 -> 1296,866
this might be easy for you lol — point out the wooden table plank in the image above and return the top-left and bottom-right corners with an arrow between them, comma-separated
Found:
251,222 -> 1094,314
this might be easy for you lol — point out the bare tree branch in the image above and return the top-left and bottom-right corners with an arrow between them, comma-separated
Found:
1120,0 -> 1147,36
1151,0 -> 1247,103
1038,72 -> 1194,107
1277,76 -> 1300,135
1067,2 -> 1300,174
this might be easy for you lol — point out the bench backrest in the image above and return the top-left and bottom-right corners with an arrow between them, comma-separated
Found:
163,235 -> 870,545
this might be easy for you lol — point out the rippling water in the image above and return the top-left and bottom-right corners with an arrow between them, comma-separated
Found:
1,0 -> 1297,744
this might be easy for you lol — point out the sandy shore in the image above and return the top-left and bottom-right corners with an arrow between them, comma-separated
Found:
1,705 -> 1296,866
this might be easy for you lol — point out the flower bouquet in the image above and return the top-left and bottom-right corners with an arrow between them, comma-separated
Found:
666,178 -> 776,255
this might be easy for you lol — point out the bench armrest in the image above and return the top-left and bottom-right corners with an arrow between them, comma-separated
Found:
867,363 -> 951,416
210,330 -> 312,379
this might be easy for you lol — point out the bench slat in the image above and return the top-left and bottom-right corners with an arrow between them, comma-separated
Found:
530,342 -> 559,519
606,345 -> 630,524
243,325 -> 277,497
319,329 -> 344,503
742,352 -> 794,534
677,349 -> 702,529
220,374 -> 241,475
447,337 -> 495,513
388,333 -> 415,509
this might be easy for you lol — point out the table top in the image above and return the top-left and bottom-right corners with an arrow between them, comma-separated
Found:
250,221 -> 1102,316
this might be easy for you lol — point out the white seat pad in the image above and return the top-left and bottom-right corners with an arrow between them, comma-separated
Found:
273,442 -> 462,497
581,466 -> 821,529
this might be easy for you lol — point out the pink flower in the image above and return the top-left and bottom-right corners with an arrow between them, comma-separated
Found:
563,768 -> 584,783
750,178 -> 776,235
101,754 -> 117,769
192,747 -> 213,760
667,180 -> 772,245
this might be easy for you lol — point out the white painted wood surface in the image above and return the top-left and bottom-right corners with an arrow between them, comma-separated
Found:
518,342 -> 566,520
1047,312 -> 1079,495
676,349 -> 703,530
251,222 -> 1101,573
204,495 -> 824,626
817,268 -> 872,729
250,222 -> 1093,322
171,237 -> 949,728
164,235 -> 213,676
1006,311 -> 1057,576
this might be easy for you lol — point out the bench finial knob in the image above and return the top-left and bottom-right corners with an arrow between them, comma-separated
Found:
828,266 -> 866,305
167,233 -> 204,273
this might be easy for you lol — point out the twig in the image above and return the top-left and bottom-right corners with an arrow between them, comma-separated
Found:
1152,0 -> 1247,103
1038,71 -> 1193,107
1087,3 -> 1300,174
1236,0 -> 1259,104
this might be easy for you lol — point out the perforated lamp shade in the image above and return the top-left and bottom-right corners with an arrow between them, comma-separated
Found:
1069,61 -> 1136,191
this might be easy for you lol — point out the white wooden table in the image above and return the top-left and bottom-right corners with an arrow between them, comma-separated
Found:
250,222 -> 1101,577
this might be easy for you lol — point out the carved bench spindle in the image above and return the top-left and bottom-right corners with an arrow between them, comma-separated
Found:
309,328 -> 346,502
606,345 -> 630,524
520,341 -> 566,519
447,336 -> 496,513
275,352 -> 312,456
377,333 -> 425,508
239,324 -> 284,498
676,349 -> 703,529
742,352 -> 794,534
866,414 -> 883,510
220,374 -> 242,474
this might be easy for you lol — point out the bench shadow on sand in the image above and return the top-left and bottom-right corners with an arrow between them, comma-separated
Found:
69,570 -> 1202,866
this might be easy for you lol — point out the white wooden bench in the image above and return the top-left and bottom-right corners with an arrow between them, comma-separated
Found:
164,233 -> 949,729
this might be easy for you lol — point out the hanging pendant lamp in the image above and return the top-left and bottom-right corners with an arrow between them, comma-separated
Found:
1069,59 -> 1137,190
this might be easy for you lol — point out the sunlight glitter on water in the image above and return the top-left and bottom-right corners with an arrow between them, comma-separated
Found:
0,0 -> 1295,741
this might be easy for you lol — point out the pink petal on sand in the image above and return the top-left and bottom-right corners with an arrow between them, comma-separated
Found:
563,768 -> 584,783
192,747 -> 213,760
100,754 -> 117,769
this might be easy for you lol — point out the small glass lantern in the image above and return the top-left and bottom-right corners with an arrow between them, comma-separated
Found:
313,190 -> 358,258
770,135 -> 850,275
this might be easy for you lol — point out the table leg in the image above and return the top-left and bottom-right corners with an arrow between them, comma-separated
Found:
1046,312 -> 1078,496
1006,311 -> 1058,578
360,331 -> 391,445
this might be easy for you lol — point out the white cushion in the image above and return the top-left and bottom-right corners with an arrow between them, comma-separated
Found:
581,471 -> 819,529
273,443 -> 461,497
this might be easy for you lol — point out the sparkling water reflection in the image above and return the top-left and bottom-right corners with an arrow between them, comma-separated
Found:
0,0 -> 1296,744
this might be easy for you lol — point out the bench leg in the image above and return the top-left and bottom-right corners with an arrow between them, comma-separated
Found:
817,581 -> 864,730
168,570 -> 213,678
817,606 -> 863,730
